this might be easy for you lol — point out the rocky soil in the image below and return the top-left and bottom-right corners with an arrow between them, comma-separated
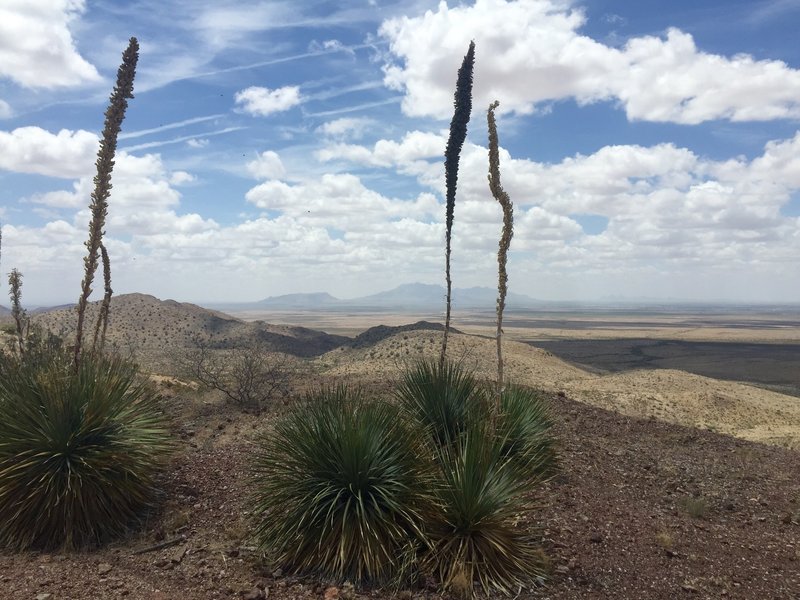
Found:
1,377 -> 797,600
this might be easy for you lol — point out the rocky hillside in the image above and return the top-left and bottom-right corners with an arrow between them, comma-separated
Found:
33,294 -> 349,362
317,329 -> 800,450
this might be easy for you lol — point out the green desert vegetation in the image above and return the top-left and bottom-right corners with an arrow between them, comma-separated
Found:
0,37 -> 172,551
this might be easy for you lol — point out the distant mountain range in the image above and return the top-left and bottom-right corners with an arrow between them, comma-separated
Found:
249,282 -> 543,310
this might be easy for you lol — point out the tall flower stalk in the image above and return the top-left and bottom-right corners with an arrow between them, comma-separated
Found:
8,269 -> 27,356
74,38 -> 138,368
487,101 -> 513,398
440,41 -> 475,369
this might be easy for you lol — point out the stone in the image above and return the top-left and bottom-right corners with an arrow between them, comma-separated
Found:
324,586 -> 339,600
97,562 -> 113,575
35,594 -> 53,600
171,544 -> 188,564
242,588 -> 266,600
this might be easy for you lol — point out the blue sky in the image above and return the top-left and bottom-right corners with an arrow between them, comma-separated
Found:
1,0 -> 800,305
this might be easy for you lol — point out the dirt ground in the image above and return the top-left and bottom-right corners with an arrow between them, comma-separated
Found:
1,376 -> 798,600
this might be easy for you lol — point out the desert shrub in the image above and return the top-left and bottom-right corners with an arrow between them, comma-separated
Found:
249,361 -> 554,595
177,337 -> 293,412
423,419 -> 549,596
251,386 -> 428,582
397,358 -> 554,596
395,359 -> 488,448
0,341 -> 172,550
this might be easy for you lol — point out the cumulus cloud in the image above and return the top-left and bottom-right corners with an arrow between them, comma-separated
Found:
0,0 -> 101,88
245,173 -> 439,232
379,0 -> 800,123
310,122 -> 800,279
0,127 -> 98,178
234,85 -> 302,116
247,151 -> 287,180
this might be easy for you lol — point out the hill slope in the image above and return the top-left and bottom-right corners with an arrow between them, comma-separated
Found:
33,293 -> 349,362
318,329 -> 800,449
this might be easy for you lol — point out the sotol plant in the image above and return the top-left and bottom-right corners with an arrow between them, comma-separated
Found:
441,41 -> 475,368
251,386 -> 428,582
0,349 -> 172,550
0,37 -> 172,552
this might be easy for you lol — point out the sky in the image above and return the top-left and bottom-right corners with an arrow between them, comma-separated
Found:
1,0 -> 800,306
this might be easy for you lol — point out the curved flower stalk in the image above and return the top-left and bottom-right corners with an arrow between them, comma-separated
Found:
487,100 -> 513,397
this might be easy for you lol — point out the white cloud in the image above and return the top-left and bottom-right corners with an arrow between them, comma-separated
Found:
315,130 -> 446,176
0,127 -> 97,178
247,151 -> 287,180
0,99 -> 12,119
186,138 -> 210,148
234,86 -> 302,116
316,117 -> 375,140
0,0 -> 101,88
170,171 -> 196,185
309,121 -> 800,283
379,0 -> 800,123
245,173 -> 439,232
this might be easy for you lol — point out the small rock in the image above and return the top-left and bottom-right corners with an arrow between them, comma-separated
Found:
35,594 -> 53,600
397,591 -> 413,600
171,544 -> 188,564
589,533 -> 603,544
271,568 -> 283,578
681,582 -> 698,593
97,562 -> 113,575
242,589 -> 266,600
324,586 -> 339,600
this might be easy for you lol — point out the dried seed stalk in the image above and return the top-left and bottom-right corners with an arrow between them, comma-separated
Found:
487,101 -> 513,397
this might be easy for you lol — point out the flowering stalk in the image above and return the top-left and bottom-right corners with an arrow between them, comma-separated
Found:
74,37 -> 138,368
440,41 -> 475,369
8,269 -> 27,356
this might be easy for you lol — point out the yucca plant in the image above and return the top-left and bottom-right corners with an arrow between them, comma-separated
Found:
395,358 -> 488,449
0,342 -> 173,550
251,386 -> 429,583
423,419 -> 548,597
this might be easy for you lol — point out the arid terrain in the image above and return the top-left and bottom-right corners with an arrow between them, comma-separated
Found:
1,295 -> 798,599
